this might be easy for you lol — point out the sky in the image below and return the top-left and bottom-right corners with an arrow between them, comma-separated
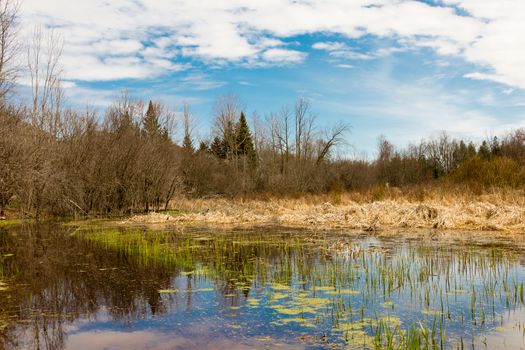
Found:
18,0 -> 525,156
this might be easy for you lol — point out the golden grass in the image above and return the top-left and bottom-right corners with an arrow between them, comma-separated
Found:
122,187 -> 525,234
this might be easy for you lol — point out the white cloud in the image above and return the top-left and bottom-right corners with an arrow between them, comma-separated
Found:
312,42 -> 347,51
261,48 -> 306,63
178,73 -> 227,91
61,81 -> 77,89
18,0 -> 525,89
312,41 -> 405,60
443,0 -> 525,89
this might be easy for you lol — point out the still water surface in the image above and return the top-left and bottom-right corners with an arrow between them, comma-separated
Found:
0,223 -> 524,349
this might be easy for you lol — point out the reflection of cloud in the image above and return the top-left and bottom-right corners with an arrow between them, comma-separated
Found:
472,308 -> 525,349
66,330 -> 307,350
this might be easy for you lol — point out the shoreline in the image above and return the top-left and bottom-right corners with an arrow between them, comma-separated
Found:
119,194 -> 525,235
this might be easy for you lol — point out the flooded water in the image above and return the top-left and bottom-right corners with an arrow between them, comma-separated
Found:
0,222 -> 524,349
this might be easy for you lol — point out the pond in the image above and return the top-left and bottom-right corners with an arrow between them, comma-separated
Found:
0,222 -> 524,349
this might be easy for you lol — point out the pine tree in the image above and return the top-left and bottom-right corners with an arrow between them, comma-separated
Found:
236,112 -> 256,165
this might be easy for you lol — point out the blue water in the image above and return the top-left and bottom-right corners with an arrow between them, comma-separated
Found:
0,223 -> 524,349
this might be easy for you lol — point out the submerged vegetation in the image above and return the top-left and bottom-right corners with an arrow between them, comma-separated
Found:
1,222 -> 523,349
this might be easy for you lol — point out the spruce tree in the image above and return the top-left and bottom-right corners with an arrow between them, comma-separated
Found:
490,136 -> 501,157
236,112 -> 256,165
211,136 -> 227,159
182,133 -> 194,152
479,140 -> 491,160
198,141 -> 209,153
143,100 -> 161,137
467,142 -> 477,158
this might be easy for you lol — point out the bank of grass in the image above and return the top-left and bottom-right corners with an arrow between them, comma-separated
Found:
122,185 -> 525,234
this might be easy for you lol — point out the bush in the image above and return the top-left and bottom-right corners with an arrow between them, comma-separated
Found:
449,156 -> 525,189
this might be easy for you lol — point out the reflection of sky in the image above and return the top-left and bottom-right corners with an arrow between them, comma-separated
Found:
67,329 -> 307,350
65,280 -> 307,348
473,308 -> 525,349
63,287 -> 310,349
4,228 -> 525,349
63,239 -> 525,349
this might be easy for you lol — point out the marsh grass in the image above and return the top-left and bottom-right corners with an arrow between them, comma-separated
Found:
78,225 -> 525,349
123,187 -> 525,233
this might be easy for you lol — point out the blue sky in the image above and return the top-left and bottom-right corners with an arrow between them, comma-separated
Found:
19,0 -> 525,156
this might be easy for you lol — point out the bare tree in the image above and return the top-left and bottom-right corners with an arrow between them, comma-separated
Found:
27,26 -> 64,136
294,97 -> 316,161
20,27 -> 64,217
0,105 -> 25,216
424,131 -> 457,176
269,106 -> 292,174
502,128 -> 525,162
0,0 -> 21,212
0,0 -> 20,102
376,135 -> 394,184
182,102 -> 195,151
316,122 -> 350,165
213,94 -> 242,160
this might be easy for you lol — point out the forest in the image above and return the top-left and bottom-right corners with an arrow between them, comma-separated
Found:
2,87 -> 525,219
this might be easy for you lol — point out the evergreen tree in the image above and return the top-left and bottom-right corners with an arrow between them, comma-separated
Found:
143,100 -> 162,137
467,142 -> 477,158
453,140 -> 469,166
236,112 -> 256,165
479,140 -> 491,160
490,136 -> 501,157
182,133 -> 194,152
211,136 -> 227,159
198,141 -> 209,153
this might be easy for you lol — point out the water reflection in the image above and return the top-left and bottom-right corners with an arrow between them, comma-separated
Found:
0,223 -> 524,349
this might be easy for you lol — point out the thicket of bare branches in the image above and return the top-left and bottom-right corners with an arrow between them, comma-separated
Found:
0,0 -> 19,101
1,0 -> 525,218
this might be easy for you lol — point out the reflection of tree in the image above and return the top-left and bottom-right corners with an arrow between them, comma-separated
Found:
2,224 -> 522,350
0,224 -> 174,349
0,225 -> 326,349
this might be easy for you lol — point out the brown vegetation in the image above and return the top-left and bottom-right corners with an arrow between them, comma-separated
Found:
123,187 -> 525,234
1,0 -> 525,225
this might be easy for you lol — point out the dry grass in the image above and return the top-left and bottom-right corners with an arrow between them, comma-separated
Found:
122,187 -> 525,234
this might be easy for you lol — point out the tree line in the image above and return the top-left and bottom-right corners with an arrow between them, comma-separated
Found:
1,0 -> 525,218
